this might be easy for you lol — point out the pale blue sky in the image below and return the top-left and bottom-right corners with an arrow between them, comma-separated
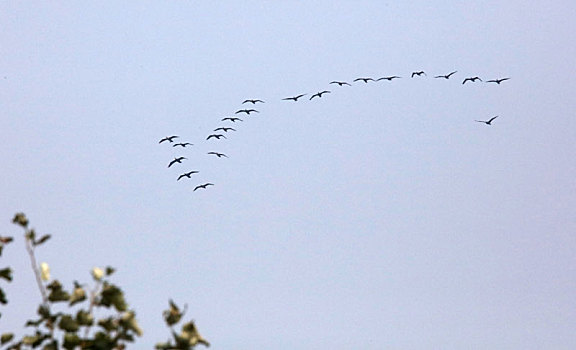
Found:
2,1 -> 576,349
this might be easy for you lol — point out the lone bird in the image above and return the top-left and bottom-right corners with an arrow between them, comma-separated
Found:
353,77 -> 375,83
434,71 -> 458,79
310,91 -> 331,100
193,183 -> 214,191
242,99 -> 265,104
159,135 -> 179,144
206,134 -> 227,140
221,117 -> 243,122
207,152 -> 228,158
168,157 -> 186,168
282,94 -> 306,101
173,142 -> 193,147
475,116 -> 499,125
411,71 -> 426,77
329,81 -> 351,86
214,127 -> 236,132
235,109 -> 259,115
376,76 -> 401,81
177,171 -> 199,181
486,77 -> 510,84
463,77 -> 482,84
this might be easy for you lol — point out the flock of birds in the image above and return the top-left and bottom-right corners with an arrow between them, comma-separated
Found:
158,70 -> 510,192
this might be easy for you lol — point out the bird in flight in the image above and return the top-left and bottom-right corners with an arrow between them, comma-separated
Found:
376,76 -> 401,81
159,135 -> 179,144
177,171 -> 199,181
214,127 -> 236,132
462,77 -> 482,84
434,71 -> 458,79
242,99 -> 265,104
193,183 -> 214,191
168,157 -> 186,168
282,94 -> 307,101
221,117 -> 243,122
475,116 -> 499,125
310,91 -> 331,100
353,77 -> 375,83
207,152 -> 228,158
329,81 -> 351,86
206,134 -> 227,140
411,71 -> 426,78
235,109 -> 259,115
486,77 -> 510,84
173,142 -> 193,147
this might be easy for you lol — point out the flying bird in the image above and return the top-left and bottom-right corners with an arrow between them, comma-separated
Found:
475,116 -> 499,125
177,171 -> 199,181
235,109 -> 259,115
193,183 -> 214,191
242,99 -> 265,104
411,71 -> 426,77
353,77 -> 375,83
462,77 -> 482,84
214,127 -> 236,132
159,135 -> 179,144
282,94 -> 307,101
173,142 -> 193,147
221,117 -> 243,122
329,81 -> 351,86
486,77 -> 510,84
309,91 -> 331,100
376,76 -> 401,81
206,134 -> 227,140
207,152 -> 228,158
168,157 -> 186,168
434,71 -> 458,79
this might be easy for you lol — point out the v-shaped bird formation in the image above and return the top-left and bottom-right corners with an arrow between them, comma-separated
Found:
158,70 -> 509,192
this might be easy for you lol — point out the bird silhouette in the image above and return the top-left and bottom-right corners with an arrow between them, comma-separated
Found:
376,76 -> 401,81
177,171 -> 199,181
168,157 -> 186,168
193,183 -> 214,191
475,116 -> 499,125
242,99 -> 265,104
206,134 -> 227,140
207,152 -> 228,158
221,117 -> 243,122
214,127 -> 236,132
309,91 -> 331,100
159,135 -> 179,144
486,78 -> 510,84
353,77 -> 375,83
411,71 -> 426,77
173,142 -> 193,147
282,94 -> 307,101
434,71 -> 458,79
462,77 -> 482,84
329,81 -> 351,86
235,109 -> 259,115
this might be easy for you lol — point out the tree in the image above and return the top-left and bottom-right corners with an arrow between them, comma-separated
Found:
0,213 -> 209,349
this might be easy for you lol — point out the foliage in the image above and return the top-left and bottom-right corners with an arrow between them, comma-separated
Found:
0,213 -> 209,349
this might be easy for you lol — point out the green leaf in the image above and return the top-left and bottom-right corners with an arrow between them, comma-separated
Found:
69,285 -> 86,306
105,266 -> 116,276
47,280 -> 70,302
0,268 -> 13,282
76,310 -> 94,326
163,299 -> 185,326
58,315 -> 79,332
34,234 -> 51,246
0,288 -> 7,304
62,333 -> 80,350
42,340 -> 58,350
12,213 -> 28,228
1,333 -> 14,345
100,283 -> 127,312
38,304 -> 51,318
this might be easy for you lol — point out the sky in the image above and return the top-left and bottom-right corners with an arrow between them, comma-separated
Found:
1,1 -> 576,349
